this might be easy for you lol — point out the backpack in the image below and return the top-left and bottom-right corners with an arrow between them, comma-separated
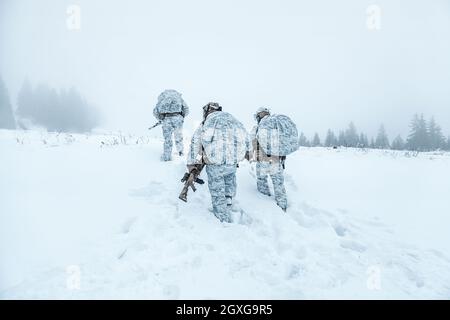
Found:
155,90 -> 184,114
189,112 -> 249,165
255,114 -> 299,157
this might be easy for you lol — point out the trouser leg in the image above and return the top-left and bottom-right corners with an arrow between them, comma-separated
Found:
224,168 -> 237,208
173,118 -> 184,154
206,165 -> 231,223
162,120 -> 174,161
271,163 -> 287,211
256,162 -> 271,196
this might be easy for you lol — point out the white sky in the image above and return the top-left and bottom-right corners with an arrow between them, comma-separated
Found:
1,0 -> 450,138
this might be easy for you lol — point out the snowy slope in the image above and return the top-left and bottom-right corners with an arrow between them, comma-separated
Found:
1,129 -> 450,299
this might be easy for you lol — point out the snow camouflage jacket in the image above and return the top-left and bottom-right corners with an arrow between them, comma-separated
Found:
153,90 -> 189,120
187,111 -> 250,166
252,114 -> 299,157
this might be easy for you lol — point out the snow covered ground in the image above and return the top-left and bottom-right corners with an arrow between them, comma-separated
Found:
1,129 -> 450,299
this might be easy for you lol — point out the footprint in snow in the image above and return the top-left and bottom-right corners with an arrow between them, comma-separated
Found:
339,239 -> 366,253
393,262 -> 425,288
332,221 -> 348,237
287,264 -> 303,280
163,285 -> 180,299
129,181 -> 167,200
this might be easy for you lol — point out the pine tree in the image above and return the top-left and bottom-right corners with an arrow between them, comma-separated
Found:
312,133 -> 321,147
406,114 -> 429,151
428,117 -> 445,150
406,114 -> 419,150
369,137 -> 376,149
299,132 -> 310,147
345,122 -> 359,147
358,133 -> 369,148
338,130 -> 346,147
17,79 -> 34,120
391,135 -> 405,150
324,129 -> 337,147
375,124 -> 390,149
0,76 -> 16,129
444,136 -> 450,151
16,80 -> 99,133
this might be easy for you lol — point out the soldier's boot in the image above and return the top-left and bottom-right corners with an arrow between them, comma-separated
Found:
213,208 -> 232,223
271,170 -> 288,212
209,191 -> 232,223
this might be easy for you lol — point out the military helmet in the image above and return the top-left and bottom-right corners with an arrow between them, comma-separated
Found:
202,102 -> 222,120
254,107 -> 271,122
203,102 -> 222,112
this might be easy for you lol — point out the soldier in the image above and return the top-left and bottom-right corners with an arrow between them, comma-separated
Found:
153,90 -> 189,161
187,102 -> 248,223
250,107 -> 293,212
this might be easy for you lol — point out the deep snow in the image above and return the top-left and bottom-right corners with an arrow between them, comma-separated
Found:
1,129 -> 450,299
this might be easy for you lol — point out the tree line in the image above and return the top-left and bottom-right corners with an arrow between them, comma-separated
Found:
1,76 -> 449,151
301,116 -> 450,151
0,76 -> 16,129
0,76 -> 99,133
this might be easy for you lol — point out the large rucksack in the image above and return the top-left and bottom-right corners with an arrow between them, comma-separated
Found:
155,90 -> 184,114
189,112 -> 249,165
255,114 -> 299,157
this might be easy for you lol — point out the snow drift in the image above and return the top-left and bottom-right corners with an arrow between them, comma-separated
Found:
1,129 -> 450,299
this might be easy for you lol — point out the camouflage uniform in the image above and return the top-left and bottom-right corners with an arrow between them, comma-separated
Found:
205,164 -> 237,223
256,161 -> 287,210
251,108 -> 297,211
153,90 -> 189,161
161,115 -> 184,161
187,106 -> 248,222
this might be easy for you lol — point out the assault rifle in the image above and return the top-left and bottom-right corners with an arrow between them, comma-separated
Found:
179,163 -> 205,202
148,121 -> 162,130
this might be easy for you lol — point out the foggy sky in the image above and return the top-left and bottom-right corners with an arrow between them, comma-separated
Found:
1,0 -> 450,138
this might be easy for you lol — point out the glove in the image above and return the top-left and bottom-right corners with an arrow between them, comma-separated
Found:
181,172 -> 190,183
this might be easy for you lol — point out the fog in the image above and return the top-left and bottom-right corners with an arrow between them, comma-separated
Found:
1,0 -> 450,137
